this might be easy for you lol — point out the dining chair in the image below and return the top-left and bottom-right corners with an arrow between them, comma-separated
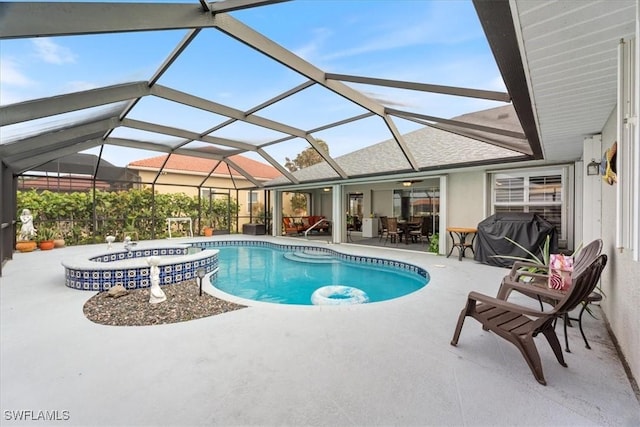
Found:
409,217 -> 426,243
378,216 -> 389,242
384,217 -> 402,245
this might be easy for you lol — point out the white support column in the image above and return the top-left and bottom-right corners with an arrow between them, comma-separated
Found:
331,184 -> 343,243
582,135 -> 603,244
617,38 -> 628,250
439,175 -> 448,255
574,161 -> 584,247
635,4 -> 640,260
272,190 -> 282,237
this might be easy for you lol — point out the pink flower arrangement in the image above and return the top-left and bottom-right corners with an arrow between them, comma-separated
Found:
548,254 -> 574,292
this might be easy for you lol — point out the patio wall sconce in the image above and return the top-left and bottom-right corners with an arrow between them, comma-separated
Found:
196,267 -> 206,297
587,159 -> 600,176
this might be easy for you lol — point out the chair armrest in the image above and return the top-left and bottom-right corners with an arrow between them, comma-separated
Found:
513,270 -> 550,282
510,260 -> 550,272
468,291 -> 547,318
497,278 -> 564,302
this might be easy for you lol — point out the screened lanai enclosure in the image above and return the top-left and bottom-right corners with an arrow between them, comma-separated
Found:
3,0 -> 640,405
1,0 -> 547,273
15,154 -> 273,243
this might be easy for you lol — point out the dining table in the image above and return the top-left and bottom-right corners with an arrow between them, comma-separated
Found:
397,220 -> 422,244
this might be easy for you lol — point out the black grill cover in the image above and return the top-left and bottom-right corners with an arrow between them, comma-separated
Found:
474,213 -> 558,267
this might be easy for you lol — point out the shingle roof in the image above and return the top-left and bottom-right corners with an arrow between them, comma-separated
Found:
128,154 -> 282,180
267,105 -> 524,185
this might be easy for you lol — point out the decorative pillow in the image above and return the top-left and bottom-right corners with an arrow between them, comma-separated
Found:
548,254 -> 574,292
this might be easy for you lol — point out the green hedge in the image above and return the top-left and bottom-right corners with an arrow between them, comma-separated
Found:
17,188 -> 239,245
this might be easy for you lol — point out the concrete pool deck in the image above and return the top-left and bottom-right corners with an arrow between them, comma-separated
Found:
1,235 -> 639,426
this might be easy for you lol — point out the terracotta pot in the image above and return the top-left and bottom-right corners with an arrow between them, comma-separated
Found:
16,240 -> 37,252
53,238 -> 66,248
203,227 -> 214,237
38,240 -> 55,251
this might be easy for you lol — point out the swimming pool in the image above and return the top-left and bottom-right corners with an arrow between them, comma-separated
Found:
196,242 -> 428,305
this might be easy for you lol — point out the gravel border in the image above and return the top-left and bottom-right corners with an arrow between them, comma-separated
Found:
83,280 -> 246,326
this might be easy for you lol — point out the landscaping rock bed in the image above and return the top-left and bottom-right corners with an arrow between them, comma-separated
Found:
83,279 -> 245,326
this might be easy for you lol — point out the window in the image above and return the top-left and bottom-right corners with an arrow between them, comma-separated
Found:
247,191 -> 259,213
492,169 -> 567,247
282,192 -> 309,216
348,193 -> 363,217
348,193 -> 363,231
393,188 -> 440,219
200,188 -> 233,231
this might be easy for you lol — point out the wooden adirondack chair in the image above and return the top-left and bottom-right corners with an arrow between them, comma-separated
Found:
497,239 -> 603,351
498,239 -> 603,302
450,254 -> 607,385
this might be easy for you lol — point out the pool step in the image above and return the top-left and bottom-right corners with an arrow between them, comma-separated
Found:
283,250 -> 337,264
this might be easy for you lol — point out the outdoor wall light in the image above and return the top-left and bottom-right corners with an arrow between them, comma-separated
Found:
587,159 -> 600,176
196,267 -> 206,297
402,181 -> 412,187
323,187 -> 331,192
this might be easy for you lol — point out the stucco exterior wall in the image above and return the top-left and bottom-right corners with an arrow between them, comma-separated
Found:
135,170 -> 262,213
446,172 -> 487,253
446,172 -> 486,227
599,107 -> 640,382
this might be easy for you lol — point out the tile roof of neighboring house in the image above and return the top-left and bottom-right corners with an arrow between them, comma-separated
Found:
128,154 -> 282,180
19,176 -> 112,191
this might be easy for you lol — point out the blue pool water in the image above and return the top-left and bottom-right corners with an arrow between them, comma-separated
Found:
211,245 -> 428,305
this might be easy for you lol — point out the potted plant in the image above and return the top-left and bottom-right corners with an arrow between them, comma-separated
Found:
202,213 -> 214,237
203,224 -> 214,236
15,239 -> 37,252
53,223 -> 66,248
494,235 -> 552,278
123,217 -> 139,241
37,225 -> 56,250
16,208 -> 38,252
428,233 -> 439,253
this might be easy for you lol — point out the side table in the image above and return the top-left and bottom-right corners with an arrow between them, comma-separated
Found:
446,227 -> 477,261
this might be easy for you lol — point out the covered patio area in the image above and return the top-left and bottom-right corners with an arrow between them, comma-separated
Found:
1,236 -> 638,426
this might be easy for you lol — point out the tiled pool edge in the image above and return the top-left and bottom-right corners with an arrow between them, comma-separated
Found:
62,240 -> 428,292
191,240 -> 429,280
62,245 -> 218,291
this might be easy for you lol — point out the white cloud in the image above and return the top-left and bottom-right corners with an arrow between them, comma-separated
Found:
293,27 -> 332,61
322,25 -> 430,62
0,89 -> 27,106
0,58 -> 35,105
32,38 -> 77,64
315,2 -> 481,65
64,80 -> 98,93
488,75 -> 507,92
0,57 -> 34,87
323,19 -> 476,63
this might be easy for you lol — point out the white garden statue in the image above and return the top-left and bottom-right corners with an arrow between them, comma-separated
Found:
19,209 -> 36,241
147,256 -> 167,304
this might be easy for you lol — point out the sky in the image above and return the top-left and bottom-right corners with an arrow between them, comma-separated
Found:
0,0 -> 508,168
